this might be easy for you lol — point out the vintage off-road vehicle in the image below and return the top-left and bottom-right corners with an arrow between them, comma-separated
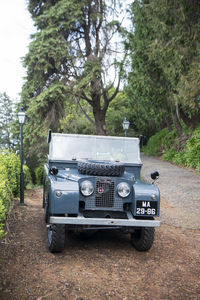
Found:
43,131 -> 160,253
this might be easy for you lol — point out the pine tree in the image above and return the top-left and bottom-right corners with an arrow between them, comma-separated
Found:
0,93 -> 14,150
21,0 -> 126,137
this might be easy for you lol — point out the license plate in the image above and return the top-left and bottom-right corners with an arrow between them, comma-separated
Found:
136,201 -> 157,216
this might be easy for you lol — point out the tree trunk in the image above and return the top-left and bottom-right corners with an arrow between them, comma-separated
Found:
170,102 -> 182,135
164,117 -> 172,131
93,108 -> 107,135
179,106 -> 200,129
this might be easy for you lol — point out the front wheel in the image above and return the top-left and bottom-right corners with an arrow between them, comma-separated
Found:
44,202 -> 50,223
48,224 -> 65,253
131,227 -> 155,251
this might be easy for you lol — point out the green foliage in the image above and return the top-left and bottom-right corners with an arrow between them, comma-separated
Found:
35,166 -> 44,186
106,89 -> 133,136
21,0 -> 126,166
162,148 -> 177,161
0,198 -> 6,239
0,152 -> 32,239
144,126 -> 200,173
0,152 -> 20,196
143,128 -> 177,156
0,92 -> 15,150
0,152 -> 18,239
59,96 -> 96,135
181,126 -> 200,170
126,0 -> 200,136
23,165 -> 32,188
0,165 -> 11,239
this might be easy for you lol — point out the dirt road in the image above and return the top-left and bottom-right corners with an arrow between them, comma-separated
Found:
0,158 -> 200,300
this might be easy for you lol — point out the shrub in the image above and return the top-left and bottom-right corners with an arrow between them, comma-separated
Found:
182,126 -> 200,171
144,125 -> 200,173
0,158 -> 13,239
0,151 -> 32,239
35,166 -> 44,185
162,148 -> 177,161
23,165 -> 32,188
143,128 -> 177,156
0,152 -> 20,196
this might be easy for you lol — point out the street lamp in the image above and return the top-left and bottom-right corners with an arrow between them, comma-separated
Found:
18,107 -> 26,205
122,117 -> 130,137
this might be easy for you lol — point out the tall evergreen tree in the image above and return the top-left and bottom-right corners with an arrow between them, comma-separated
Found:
0,93 -> 14,150
127,0 -> 200,136
21,0 -> 126,140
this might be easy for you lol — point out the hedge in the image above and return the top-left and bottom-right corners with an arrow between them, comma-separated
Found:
0,152 -> 32,239
35,166 -> 44,185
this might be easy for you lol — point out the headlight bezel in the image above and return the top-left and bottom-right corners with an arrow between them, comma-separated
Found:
117,182 -> 130,198
80,180 -> 94,197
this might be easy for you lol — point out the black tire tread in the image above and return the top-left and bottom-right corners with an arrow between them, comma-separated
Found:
78,161 -> 125,177
131,227 -> 155,251
48,224 -> 65,253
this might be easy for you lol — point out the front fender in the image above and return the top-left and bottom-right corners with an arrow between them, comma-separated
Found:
49,179 -> 79,214
133,180 -> 160,217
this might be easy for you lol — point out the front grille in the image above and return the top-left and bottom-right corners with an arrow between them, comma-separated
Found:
95,179 -> 115,207
84,178 -> 123,211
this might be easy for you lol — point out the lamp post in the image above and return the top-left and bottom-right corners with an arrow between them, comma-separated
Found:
18,107 -> 26,205
122,117 -> 130,137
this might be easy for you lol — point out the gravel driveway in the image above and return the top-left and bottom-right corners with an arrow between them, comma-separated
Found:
0,160 -> 200,299
141,154 -> 200,229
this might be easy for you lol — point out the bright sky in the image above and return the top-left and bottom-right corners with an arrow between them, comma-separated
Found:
0,0 -> 35,101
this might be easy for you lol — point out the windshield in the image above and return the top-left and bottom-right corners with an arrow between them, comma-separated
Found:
49,134 -> 141,164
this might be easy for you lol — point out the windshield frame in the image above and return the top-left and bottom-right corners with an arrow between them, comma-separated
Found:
49,133 -> 142,165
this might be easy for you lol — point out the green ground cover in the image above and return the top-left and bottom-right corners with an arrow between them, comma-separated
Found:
143,126 -> 200,173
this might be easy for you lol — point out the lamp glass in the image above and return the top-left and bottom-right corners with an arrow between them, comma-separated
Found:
18,111 -> 26,124
122,119 -> 130,130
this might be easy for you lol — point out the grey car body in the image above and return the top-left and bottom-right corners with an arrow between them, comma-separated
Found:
43,132 -> 160,253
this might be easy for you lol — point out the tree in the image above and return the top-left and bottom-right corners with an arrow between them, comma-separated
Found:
21,0 -> 126,138
106,88 -> 133,136
0,93 -> 14,150
127,0 -> 200,136
126,0 -> 171,137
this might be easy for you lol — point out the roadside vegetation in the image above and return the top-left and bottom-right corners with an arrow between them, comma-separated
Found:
143,125 -> 200,173
0,152 -> 32,239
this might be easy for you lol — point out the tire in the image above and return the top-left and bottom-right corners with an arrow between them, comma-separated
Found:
131,227 -> 155,251
44,201 -> 50,223
48,224 -> 65,253
77,161 -> 125,177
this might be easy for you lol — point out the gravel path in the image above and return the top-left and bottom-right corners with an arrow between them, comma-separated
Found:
141,154 -> 200,229
1,188 -> 200,300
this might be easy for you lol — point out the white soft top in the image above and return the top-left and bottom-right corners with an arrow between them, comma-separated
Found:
49,133 -> 142,164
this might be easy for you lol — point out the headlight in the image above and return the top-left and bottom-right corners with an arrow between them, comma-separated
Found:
80,181 -> 94,196
117,182 -> 130,198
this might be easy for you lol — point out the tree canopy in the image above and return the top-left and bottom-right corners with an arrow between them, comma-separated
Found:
21,0 -> 126,139
16,0 -> 200,170
0,93 -> 14,150
126,0 -> 200,136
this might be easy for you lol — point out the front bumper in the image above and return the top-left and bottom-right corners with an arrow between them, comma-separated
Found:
50,212 -> 161,228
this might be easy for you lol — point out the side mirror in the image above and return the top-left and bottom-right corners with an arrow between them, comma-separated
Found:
151,171 -> 159,180
49,166 -> 58,176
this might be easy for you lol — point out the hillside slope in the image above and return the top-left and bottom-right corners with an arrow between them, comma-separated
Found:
143,126 -> 200,173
